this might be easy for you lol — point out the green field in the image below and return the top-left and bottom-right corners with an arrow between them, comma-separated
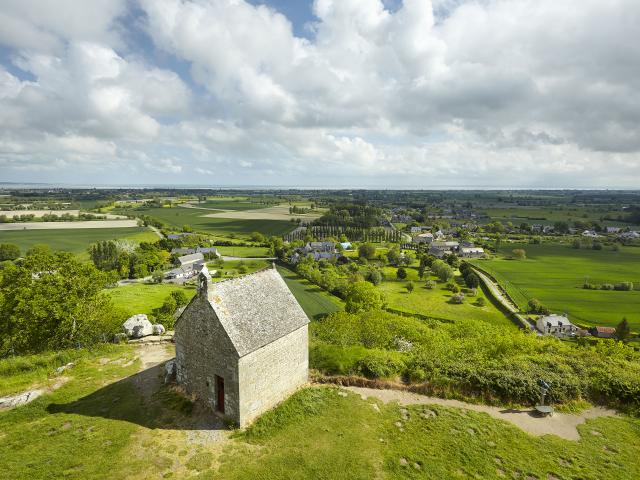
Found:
131,207 -> 294,239
193,198 -> 269,210
1,348 -> 639,479
483,206 -> 631,227
471,244 -> 640,329
104,283 -> 196,318
0,227 -> 158,257
216,245 -> 272,257
278,266 -> 343,320
378,266 -> 515,328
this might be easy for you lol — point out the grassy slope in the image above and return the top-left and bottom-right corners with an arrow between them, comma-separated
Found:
379,266 -> 516,328
105,284 -> 196,317
2,353 -> 638,480
471,244 -> 640,329
131,206 -> 295,238
0,227 -> 157,256
277,266 -> 343,320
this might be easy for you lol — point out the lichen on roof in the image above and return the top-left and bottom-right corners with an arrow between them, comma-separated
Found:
205,268 -> 309,357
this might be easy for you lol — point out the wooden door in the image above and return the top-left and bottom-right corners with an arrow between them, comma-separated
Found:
215,375 -> 225,413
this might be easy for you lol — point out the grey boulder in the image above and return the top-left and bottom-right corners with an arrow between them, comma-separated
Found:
152,324 -> 166,335
123,314 -> 153,338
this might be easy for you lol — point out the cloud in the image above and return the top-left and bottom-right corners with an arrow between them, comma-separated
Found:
0,0 -> 639,186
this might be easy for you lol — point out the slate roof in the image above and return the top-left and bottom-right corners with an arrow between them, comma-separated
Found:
205,267 -> 309,357
178,252 -> 205,266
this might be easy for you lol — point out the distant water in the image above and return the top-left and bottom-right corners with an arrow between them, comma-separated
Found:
0,182 -> 634,191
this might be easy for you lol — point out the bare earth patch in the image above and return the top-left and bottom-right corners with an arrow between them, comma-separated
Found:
346,386 -> 617,441
0,220 -> 138,230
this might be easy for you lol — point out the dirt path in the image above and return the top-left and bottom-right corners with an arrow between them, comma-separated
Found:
346,386 -> 616,441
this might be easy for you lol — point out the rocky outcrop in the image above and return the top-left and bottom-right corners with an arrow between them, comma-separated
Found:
123,314 -> 153,338
152,324 -> 166,335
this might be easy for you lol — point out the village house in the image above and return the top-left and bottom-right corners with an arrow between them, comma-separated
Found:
460,246 -> 485,258
303,241 -> 336,254
165,262 -> 209,281
589,326 -> 617,338
535,315 -> 578,337
582,230 -> 599,238
411,232 -> 434,244
171,246 -> 219,257
167,232 -> 195,240
174,266 -> 309,428
605,226 -> 621,234
178,252 -> 205,267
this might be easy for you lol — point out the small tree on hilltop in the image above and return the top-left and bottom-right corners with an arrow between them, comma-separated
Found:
615,318 -> 631,342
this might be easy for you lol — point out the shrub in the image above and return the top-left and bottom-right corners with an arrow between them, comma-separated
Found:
601,283 -> 614,290
425,280 -> 436,289
355,351 -> 406,378
614,282 -> 633,291
476,297 -> 486,307
451,293 -> 465,304
405,281 -> 414,293
396,267 -> 407,280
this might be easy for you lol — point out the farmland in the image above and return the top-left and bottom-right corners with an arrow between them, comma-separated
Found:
127,206 -> 295,239
215,245 -> 272,257
470,244 -> 640,329
278,266 -> 344,320
0,227 -> 158,257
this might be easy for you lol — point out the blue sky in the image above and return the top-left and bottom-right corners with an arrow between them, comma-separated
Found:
0,0 -> 638,187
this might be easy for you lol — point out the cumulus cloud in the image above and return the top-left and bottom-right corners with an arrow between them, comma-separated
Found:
0,0 -> 639,186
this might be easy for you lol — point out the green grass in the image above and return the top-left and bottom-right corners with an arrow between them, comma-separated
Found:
277,266 -> 344,320
1,348 -> 639,479
378,266 -> 515,328
0,227 -> 158,257
192,198 -> 269,210
470,244 -> 640,329
216,245 -> 272,257
104,283 -> 196,318
483,206 -> 629,226
128,207 -> 295,239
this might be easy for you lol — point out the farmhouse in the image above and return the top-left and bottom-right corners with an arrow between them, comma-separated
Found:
412,232 -> 434,244
589,326 -> 616,338
174,266 -> 309,427
460,247 -> 485,258
178,252 -> 205,267
171,246 -> 219,257
535,315 -> 578,337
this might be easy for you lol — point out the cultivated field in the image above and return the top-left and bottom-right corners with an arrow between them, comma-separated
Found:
471,244 -> 640,329
0,209 -> 80,218
278,266 -> 343,320
0,227 -> 158,256
129,206 -> 295,239
204,204 -> 323,222
0,220 -> 138,230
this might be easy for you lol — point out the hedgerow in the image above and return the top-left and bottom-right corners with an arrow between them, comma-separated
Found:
310,310 -> 640,412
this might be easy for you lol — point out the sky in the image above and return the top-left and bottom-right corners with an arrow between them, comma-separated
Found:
0,0 -> 639,188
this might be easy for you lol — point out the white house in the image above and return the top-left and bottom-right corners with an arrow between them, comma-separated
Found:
535,315 -> 577,337
460,247 -> 485,258
412,232 -> 434,244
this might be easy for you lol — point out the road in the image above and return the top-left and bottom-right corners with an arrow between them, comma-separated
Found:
471,267 -> 532,330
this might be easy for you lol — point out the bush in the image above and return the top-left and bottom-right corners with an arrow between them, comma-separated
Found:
451,293 -> 465,304
424,280 -> 436,289
396,267 -> 407,280
614,282 -> 633,291
476,297 -> 486,307
355,351 -> 406,379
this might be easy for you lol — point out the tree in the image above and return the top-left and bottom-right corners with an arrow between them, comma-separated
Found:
431,260 -> 454,282
366,269 -> 382,286
344,281 -> 385,313
250,231 -> 266,243
0,243 -> 20,261
418,263 -> 426,279
512,249 -> 526,260
615,318 -> 631,341
572,239 -> 582,249
406,281 -> 414,293
386,247 -> 401,265
170,289 -> 189,306
396,267 -> 407,280
358,243 -> 376,260
0,251 -> 119,355
464,272 -> 480,289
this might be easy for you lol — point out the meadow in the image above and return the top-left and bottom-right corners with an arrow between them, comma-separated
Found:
215,245 -> 272,257
470,244 -> 640,329
378,266 -> 516,328
1,347 -> 639,479
0,227 -> 158,257
482,205 -> 633,227
131,206 -> 294,239
104,283 -> 196,318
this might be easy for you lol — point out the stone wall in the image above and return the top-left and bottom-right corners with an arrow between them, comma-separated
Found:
175,295 -> 241,425
237,325 -> 308,427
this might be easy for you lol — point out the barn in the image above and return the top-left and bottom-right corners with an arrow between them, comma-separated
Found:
174,265 -> 309,427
